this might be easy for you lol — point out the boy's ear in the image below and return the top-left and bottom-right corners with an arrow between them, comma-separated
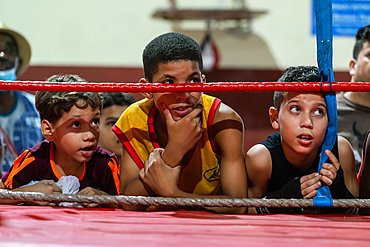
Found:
41,119 -> 55,141
139,77 -> 152,99
269,106 -> 280,130
202,74 -> 206,83
349,58 -> 357,77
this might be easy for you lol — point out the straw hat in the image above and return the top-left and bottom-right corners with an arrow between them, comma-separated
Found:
0,22 -> 31,76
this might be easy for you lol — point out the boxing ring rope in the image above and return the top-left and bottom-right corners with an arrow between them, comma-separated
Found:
0,190 -> 369,208
0,79 -> 369,208
1,80 -> 370,93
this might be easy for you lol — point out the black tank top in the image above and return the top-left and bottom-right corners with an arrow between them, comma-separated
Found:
258,132 -> 354,214
261,132 -> 331,195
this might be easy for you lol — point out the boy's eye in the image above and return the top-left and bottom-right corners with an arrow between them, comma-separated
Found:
107,121 -> 116,127
72,121 -> 80,128
313,108 -> 324,117
92,119 -> 100,126
162,80 -> 174,84
290,106 -> 300,113
190,78 -> 200,83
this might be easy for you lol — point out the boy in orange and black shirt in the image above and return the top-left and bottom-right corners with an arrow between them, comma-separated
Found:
0,74 -> 120,207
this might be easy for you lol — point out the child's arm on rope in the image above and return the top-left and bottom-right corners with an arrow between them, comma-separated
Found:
0,179 -> 61,206
337,136 -> 358,198
119,147 -> 154,211
78,187 -> 119,208
245,144 -> 271,214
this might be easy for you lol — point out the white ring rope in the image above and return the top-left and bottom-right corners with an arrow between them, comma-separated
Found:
0,190 -> 368,208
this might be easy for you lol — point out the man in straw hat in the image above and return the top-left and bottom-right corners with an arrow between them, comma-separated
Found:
0,22 -> 43,175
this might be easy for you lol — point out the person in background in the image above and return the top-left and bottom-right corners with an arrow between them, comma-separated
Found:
337,25 -> 370,174
0,22 -> 43,175
99,92 -> 135,161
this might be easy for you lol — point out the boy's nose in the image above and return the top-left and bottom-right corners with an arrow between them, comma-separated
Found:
300,114 -> 313,129
175,92 -> 190,101
83,130 -> 97,142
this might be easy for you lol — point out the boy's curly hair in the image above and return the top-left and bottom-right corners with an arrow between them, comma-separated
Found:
274,66 -> 320,111
142,32 -> 203,82
35,74 -> 103,123
102,92 -> 135,109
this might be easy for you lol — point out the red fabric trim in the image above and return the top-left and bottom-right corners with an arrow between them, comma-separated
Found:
77,163 -> 86,181
148,104 -> 160,149
112,125 -> 144,170
50,143 -> 62,179
208,98 -> 221,155
357,130 -> 370,185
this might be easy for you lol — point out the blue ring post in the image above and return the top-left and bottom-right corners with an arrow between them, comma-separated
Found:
313,0 -> 336,207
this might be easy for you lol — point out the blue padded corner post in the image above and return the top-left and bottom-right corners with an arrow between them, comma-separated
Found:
313,0 -> 336,207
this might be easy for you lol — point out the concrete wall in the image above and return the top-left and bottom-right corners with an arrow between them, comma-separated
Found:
0,0 -> 356,71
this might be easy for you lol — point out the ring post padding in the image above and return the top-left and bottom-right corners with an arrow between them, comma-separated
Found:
313,0 -> 335,207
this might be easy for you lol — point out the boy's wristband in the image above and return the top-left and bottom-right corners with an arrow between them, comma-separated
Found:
265,177 -> 303,199
256,178 -> 303,214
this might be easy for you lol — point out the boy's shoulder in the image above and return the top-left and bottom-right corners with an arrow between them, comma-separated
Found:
260,132 -> 281,149
120,98 -> 154,120
246,133 -> 279,170
27,139 -> 51,154
1,140 -> 50,185
115,98 -> 154,133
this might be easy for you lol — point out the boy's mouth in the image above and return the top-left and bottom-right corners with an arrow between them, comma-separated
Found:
80,146 -> 95,156
172,105 -> 192,116
297,134 -> 313,144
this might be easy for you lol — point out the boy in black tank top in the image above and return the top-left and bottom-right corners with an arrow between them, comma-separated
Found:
245,66 -> 359,214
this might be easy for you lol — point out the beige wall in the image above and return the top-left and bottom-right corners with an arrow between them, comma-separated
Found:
0,0 -> 355,72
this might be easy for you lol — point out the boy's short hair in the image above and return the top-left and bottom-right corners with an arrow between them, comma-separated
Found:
142,32 -> 203,82
102,92 -> 135,109
35,74 -> 103,123
353,25 -> 370,60
274,66 -> 320,111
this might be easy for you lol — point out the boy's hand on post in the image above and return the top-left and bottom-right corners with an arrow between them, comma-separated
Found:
139,148 -> 181,197
300,150 -> 340,199
319,149 -> 339,186
161,104 -> 203,167
300,173 -> 321,198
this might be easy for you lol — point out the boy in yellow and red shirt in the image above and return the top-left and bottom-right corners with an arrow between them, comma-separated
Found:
113,32 -> 247,213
